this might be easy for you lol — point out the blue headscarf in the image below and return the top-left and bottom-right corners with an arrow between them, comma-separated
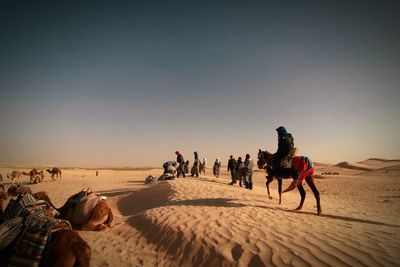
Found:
276,126 -> 287,136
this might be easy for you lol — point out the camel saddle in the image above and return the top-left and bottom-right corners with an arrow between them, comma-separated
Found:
8,208 -> 71,267
71,193 -> 105,226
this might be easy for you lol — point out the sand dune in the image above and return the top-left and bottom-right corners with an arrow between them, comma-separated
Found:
335,161 -> 376,171
358,158 -> 400,168
1,162 -> 399,266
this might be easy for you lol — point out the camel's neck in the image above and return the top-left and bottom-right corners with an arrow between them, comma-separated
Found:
264,151 -> 273,162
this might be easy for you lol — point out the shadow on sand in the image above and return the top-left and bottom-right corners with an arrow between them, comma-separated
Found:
115,181 -> 399,228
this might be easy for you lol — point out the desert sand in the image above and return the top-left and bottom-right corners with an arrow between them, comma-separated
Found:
1,158 -> 399,267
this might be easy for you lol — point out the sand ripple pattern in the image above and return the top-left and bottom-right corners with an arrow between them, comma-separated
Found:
120,178 -> 400,267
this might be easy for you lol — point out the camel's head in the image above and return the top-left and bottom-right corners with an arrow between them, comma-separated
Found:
257,149 -> 271,170
7,184 -> 31,197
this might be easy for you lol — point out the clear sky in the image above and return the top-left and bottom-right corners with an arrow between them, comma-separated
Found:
1,1 -> 399,167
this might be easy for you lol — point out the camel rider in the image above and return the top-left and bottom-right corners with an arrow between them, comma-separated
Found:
175,151 -> 185,178
282,156 -> 314,193
272,126 -> 294,171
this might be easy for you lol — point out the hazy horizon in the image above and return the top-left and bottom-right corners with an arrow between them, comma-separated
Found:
1,1 -> 399,167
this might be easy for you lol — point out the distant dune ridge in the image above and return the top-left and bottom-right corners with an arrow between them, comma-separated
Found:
0,158 -> 399,266
335,161 -> 376,171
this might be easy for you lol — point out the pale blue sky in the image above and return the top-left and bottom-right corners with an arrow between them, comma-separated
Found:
1,1 -> 399,167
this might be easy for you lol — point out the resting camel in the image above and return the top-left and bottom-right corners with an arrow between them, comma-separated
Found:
22,169 -> 45,183
257,149 -> 321,215
5,185 -> 58,211
30,169 -> 45,183
57,188 -> 113,231
46,167 -> 62,181
5,185 -> 113,231
6,171 -> 21,185
0,228 -> 91,267
0,187 -> 91,267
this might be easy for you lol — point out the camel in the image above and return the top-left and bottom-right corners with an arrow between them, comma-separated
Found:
7,184 -> 32,196
22,169 -> 45,183
46,167 -> 62,181
0,228 -> 91,267
29,169 -> 45,183
6,171 -> 21,185
32,170 -> 44,184
5,185 -> 113,231
57,188 -> 113,231
0,188 -> 91,267
257,149 -> 321,215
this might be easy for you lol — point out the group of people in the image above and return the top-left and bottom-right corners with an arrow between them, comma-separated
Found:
227,154 -> 255,189
161,126 -> 310,193
162,151 -> 208,179
176,151 -> 209,178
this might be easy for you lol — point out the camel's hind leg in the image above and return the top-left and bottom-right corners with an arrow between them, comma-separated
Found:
81,200 -> 110,231
296,183 -> 306,211
305,175 -> 321,215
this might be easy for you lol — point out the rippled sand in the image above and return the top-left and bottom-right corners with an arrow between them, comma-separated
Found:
1,160 -> 399,266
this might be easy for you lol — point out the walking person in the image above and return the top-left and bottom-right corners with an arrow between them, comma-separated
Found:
201,158 -> 207,175
236,157 -> 244,187
190,151 -> 200,177
184,160 -> 190,174
228,155 -> 237,185
175,151 -> 186,178
213,158 -> 221,178
244,154 -> 254,190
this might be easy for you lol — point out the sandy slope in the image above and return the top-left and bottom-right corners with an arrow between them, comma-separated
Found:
1,162 -> 399,267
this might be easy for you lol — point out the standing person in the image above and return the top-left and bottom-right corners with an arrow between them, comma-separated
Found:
201,158 -> 207,175
272,126 -> 294,172
244,154 -> 254,190
175,151 -> 186,178
191,151 -> 200,177
235,157 -> 244,187
213,158 -> 221,178
184,160 -> 190,174
227,155 -> 237,185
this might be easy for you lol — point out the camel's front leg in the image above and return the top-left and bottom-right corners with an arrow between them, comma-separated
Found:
266,176 -> 273,199
278,178 -> 282,204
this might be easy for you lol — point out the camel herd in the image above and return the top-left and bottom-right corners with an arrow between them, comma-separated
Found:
0,183 -> 113,267
3,167 -> 62,185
